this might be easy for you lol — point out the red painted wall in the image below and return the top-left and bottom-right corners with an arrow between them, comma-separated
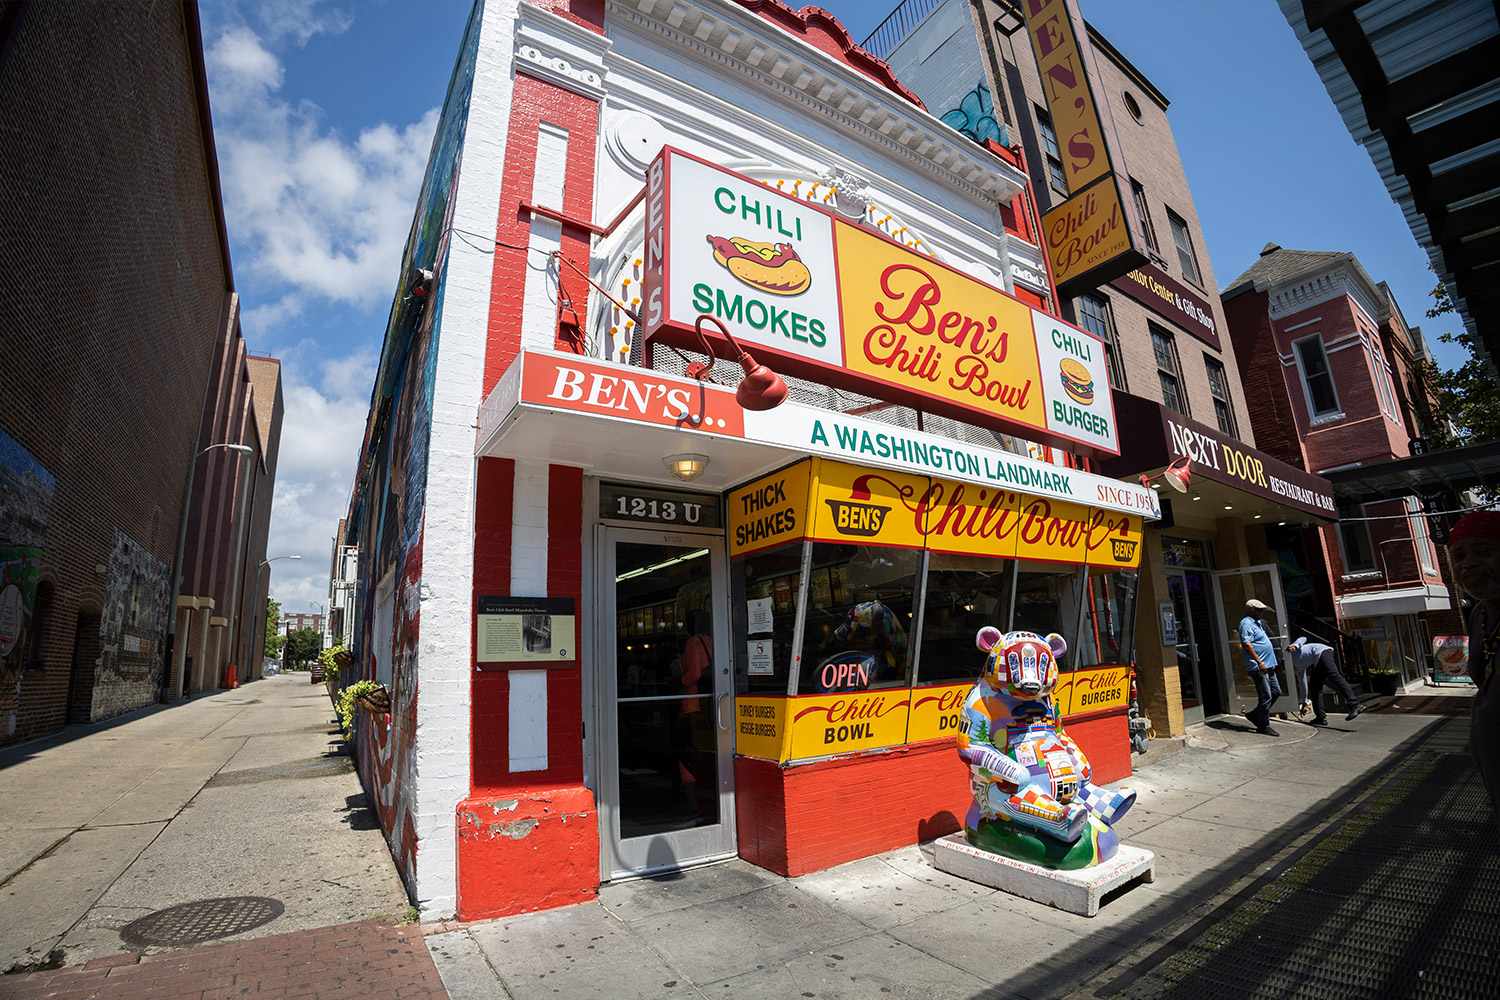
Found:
735,710 -> 1131,877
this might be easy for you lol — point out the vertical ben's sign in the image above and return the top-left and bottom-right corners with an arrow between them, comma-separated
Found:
1022,0 -> 1144,291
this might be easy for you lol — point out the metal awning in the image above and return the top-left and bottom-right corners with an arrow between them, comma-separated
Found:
1319,439 -> 1500,503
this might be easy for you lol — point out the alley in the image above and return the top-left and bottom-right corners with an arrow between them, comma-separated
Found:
0,674 -> 410,972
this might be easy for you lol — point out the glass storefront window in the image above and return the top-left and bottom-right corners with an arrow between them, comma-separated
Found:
916,552 -> 1015,686
1012,559 -> 1088,660
1078,567 -> 1138,668
731,542 -> 803,695
798,543 -> 918,694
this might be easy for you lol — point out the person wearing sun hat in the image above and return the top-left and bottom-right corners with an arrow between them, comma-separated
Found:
1238,598 -> 1282,736
1449,510 -> 1500,819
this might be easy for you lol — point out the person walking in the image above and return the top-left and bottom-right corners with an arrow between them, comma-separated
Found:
1285,636 -> 1365,725
1449,511 -> 1500,822
1239,598 -> 1282,736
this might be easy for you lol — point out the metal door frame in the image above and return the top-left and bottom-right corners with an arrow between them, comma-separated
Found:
1209,563 -> 1290,716
594,523 -> 736,881
1166,568 -> 1207,727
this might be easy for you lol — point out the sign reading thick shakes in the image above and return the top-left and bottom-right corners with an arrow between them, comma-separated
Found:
641,146 -> 1120,457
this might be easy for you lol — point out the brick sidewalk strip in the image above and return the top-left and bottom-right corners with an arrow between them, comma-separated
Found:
0,920 -> 448,1000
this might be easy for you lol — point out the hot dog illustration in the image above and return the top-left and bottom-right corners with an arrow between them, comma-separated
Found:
706,235 -> 812,295
1059,358 -> 1094,405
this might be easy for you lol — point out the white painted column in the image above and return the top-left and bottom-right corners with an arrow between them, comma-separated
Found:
509,459 -> 550,771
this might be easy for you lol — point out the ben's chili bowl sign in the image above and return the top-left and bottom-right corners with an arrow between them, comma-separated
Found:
641,146 -> 1120,457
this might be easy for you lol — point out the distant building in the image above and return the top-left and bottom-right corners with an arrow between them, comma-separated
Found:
0,1 -> 279,743
327,520 -> 357,649
1222,243 -> 1451,686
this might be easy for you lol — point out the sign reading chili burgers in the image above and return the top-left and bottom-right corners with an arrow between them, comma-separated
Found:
641,147 -> 1120,457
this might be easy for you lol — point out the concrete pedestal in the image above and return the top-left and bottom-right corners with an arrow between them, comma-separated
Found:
933,833 -> 1155,916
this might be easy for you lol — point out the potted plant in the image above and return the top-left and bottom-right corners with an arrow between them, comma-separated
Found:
1368,667 -> 1400,696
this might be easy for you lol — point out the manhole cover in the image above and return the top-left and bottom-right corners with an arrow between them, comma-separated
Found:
119,896 -> 284,947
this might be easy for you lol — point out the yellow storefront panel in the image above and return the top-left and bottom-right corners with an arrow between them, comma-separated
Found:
808,459 -> 929,549
787,689 -> 912,759
834,222 -> 1047,429
1086,510 -> 1143,569
920,476 -> 1022,560
906,682 -> 971,744
728,460 -> 811,557
1054,666 -> 1131,717
733,696 -> 788,762
1013,494 -> 1093,565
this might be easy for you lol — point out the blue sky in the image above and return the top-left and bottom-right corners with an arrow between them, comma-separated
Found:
197,0 -> 1470,611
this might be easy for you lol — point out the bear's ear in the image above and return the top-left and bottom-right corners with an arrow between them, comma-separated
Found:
976,626 -> 1002,652
1046,632 -> 1067,659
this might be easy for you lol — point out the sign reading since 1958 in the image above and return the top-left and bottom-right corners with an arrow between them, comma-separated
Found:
599,483 -> 721,528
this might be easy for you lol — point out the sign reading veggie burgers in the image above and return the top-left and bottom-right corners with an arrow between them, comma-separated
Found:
641,146 -> 1119,457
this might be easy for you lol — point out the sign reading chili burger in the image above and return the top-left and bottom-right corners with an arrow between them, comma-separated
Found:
641,147 -> 1120,457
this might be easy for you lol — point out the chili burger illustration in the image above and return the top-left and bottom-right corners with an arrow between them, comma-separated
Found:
1058,358 -> 1094,405
706,234 -> 812,295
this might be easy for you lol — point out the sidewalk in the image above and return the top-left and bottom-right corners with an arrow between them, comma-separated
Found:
425,703 -> 1489,1000
0,674 -> 440,998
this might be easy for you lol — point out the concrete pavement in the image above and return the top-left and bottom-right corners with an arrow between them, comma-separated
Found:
425,693 -> 1484,1000
0,674 -> 411,974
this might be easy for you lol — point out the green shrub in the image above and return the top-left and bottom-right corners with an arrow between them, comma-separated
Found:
335,680 -> 382,742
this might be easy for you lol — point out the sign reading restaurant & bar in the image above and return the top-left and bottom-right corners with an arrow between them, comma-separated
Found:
639,146 -> 1122,458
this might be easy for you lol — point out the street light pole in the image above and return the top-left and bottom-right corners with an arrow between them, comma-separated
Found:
256,555 -> 301,671
161,442 -> 254,703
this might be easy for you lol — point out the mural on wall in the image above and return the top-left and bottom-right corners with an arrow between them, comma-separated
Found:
940,83 -> 1001,145
354,6 -> 479,897
956,628 -> 1136,869
0,427 -> 57,736
95,529 -> 171,720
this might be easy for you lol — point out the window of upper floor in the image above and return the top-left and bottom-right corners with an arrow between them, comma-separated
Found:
1150,323 -> 1188,416
1035,106 -> 1068,195
1166,208 -> 1202,287
1075,293 -> 1127,392
1292,333 -> 1341,422
1130,179 -> 1159,254
1204,355 -> 1236,436
1337,503 -> 1376,574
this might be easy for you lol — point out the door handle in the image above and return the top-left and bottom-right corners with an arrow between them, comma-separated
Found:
717,692 -> 731,731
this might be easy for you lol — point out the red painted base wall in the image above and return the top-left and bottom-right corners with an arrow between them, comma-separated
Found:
734,710 -> 1132,877
456,786 -> 599,921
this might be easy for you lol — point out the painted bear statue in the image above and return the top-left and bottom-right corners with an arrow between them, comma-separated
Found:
955,627 -> 1136,869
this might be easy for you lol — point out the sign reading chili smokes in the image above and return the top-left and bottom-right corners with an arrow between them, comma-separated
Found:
641,146 -> 1120,456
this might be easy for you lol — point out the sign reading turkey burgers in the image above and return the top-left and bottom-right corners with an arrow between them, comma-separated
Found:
641,147 -> 1119,457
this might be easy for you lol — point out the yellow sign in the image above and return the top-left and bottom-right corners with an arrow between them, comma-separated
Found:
1055,666 -> 1130,716
788,689 -> 911,759
1023,0 -> 1110,193
1013,494 -> 1094,565
834,222 -> 1047,431
728,460 -> 811,556
1041,178 -> 1134,289
919,477 -> 1023,560
1086,510 -> 1143,569
906,683 -> 971,744
733,696 -> 788,761
808,459 -> 929,549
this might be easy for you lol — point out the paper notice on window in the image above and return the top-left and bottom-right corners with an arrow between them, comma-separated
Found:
747,639 -> 774,676
747,597 -> 774,634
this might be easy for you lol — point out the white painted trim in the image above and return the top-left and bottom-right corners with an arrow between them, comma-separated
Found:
509,459 -> 551,772
520,122 -> 570,351
516,2 -> 611,101
509,669 -> 550,770
405,0 -> 523,919
1291,331 -> 1342,422
1283,315 -> 1321,333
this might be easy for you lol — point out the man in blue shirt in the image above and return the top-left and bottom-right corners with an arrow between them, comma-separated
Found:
1285,636 -> 1364,725
1239,599 -> 1282,736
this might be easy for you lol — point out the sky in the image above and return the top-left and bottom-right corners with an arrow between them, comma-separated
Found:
196,0 -> 1472,615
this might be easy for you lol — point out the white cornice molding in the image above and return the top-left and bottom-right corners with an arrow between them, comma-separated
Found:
605,0 -> 1027,206
516,2 -> 611,101
1268,264 -> 1380,325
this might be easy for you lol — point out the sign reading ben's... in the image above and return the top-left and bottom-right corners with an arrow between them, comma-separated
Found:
641,146 -> 1120,457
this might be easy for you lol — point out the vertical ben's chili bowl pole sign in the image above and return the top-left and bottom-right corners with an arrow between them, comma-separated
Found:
641,146 -> 1120,458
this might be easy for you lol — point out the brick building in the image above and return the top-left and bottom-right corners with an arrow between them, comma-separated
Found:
0,2 -> 279,742
1222,244 -> 1452,686
878,0 -> 1340,738
341,0 -> 1164,918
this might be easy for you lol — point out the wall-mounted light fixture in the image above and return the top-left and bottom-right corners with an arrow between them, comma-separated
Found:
664,453 -> 709,482
692,314 -> 788,410
1140,456 -> 1192,494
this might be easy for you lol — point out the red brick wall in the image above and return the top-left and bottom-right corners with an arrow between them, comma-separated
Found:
1223,288 -> 1304,468
0,1 -> 229,742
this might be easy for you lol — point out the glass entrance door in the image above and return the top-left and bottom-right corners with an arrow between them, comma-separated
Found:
599,526 -> 734,878
1166,569 -> 1205,726
1211,565 -> 1290,717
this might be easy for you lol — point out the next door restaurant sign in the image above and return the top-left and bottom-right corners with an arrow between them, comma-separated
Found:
641,147 -> 1120,457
